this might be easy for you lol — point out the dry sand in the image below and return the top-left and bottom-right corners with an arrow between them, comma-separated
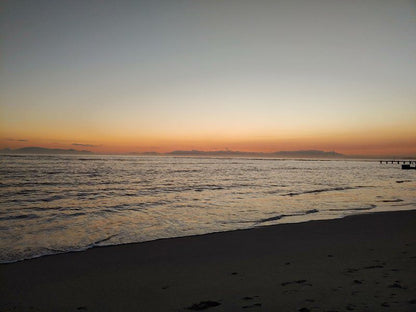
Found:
1,210 -> 415,312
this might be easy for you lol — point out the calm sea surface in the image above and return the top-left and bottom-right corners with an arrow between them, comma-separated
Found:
0,155 -> 415,263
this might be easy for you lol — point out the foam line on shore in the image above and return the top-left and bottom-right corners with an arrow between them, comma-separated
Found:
281,185 -> 370,197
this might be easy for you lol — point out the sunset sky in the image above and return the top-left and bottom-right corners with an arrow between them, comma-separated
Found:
1,0 -> 415,156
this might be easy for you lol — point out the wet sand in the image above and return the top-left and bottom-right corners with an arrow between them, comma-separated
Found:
1,210 -> 415,312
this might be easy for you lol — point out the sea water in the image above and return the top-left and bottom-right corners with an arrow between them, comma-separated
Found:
0,155 -> 415,262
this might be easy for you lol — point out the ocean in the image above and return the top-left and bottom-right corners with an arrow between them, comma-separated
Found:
0,155 -> 415,263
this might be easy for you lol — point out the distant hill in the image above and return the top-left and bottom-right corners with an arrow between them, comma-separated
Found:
0,147 -> 344,158
0,147 -> 93,155
154,149 -> 344,158
167,150 -> 259,157
271,150 -> 343,158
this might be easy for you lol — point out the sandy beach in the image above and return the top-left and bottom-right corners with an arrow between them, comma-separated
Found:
1,210 -> 415,312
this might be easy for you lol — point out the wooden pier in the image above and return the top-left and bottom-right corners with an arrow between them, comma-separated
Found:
380,160 -> 416,170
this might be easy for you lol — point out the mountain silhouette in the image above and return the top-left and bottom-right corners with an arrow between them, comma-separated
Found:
0,147 -> 93,155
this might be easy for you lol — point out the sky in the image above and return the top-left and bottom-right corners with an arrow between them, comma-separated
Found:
1,0 -> 415,156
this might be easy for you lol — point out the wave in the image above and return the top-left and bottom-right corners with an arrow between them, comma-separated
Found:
328,204 -> 376,212
256,209 -> 319,224
41,195 -> 66,202
66,212 -> 86,217
281,186 -> 367,197
77,158 -> 102,161
0,213 -> 39,221
90,234 -> 118,246
2,194 -> 70,204
391,201 -> 416,207
0,245 -> 94,264
381,199 -> 403,203
170,169 -> 202,173
118,184 -> 233,196
1,181 -> 74,187
194,186 -> 224,192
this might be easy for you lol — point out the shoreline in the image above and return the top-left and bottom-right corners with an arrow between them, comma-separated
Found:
2,208 -> 415,265
1,209 -> 416,311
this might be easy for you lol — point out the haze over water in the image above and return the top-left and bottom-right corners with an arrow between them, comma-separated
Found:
1,155 -> 415,263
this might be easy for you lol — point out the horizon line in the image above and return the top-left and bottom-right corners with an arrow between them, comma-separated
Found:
1,146 -> 416,159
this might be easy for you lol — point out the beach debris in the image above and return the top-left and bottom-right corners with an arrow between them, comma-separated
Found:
353,280 -> 363,284
242,296 -> 253,300
77,307 -> 87,310
381,302 -> 390,307
298,308 -> 310,312
388,283 -> 403,289
186,301 -> 221,310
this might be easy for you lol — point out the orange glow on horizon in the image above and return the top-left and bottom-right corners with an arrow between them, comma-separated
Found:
1,125 -> 415,157
1,107 -> 415,156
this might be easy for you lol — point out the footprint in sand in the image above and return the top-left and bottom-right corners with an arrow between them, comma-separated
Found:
186,301 -> 221,311
388,282 -> 406,289
242,296 -> 253,300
